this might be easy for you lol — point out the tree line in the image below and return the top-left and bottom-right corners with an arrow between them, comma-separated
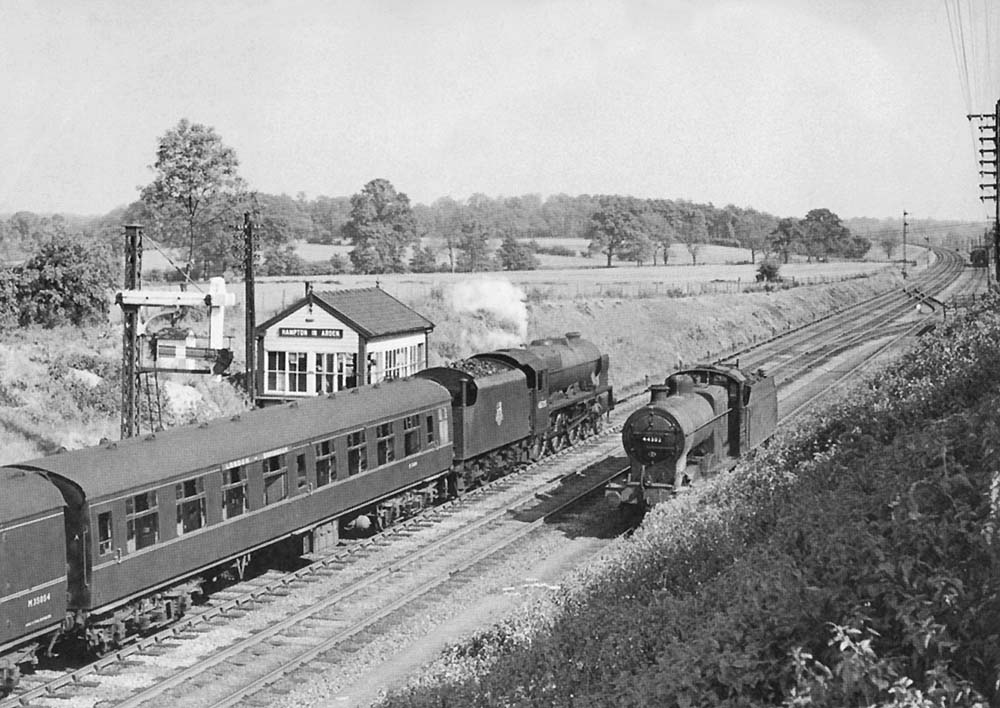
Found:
0,117 -> 927,329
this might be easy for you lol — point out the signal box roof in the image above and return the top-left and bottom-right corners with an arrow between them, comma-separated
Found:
256,287 -> 434,340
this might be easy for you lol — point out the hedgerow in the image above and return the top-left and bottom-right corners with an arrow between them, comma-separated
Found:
379,293 -> 1000,708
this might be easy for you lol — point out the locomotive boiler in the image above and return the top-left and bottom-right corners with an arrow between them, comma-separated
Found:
607,363 -> 777,509
415,332 -> 613,489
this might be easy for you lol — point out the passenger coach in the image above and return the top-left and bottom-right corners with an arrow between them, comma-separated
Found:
4,377 -> 453,651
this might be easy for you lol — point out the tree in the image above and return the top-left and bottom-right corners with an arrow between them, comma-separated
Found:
800,208 -> 853,261
409,243 -> 439,273
497,233 -> 539,271
140,119 -> 246,276
0,268 -> 18,329
588,198 -> 644,267
639,208 -> 676,265
260,244 -> 306,276
309,196 -> 352,244
345,178 -> 416,273
680,207 -> 708,264
456,217 -> 493,272
879,233 -> 898,261
429,196 -> 464,272
18,233 -> 117,327
769,217 -> 802,264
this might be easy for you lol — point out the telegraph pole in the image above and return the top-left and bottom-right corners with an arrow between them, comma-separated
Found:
120,225 -> 142,439
243,212 -> 257,404
969,99 -> 1000,284
902,210 -> 908,279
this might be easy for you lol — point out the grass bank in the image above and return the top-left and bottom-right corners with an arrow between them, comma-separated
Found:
377,293 -> 1000,707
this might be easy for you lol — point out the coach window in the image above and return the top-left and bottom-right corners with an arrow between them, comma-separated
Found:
222,466 -> 248,519
437,407 -> 450,444
126,491 -> 159,552
425,414 -> 435,447
376,422 -> 395,466
315,439 -> 336,486
347,430 -> 367,476
263,454 -> 288,505
403,415 -> 421,456
176,478 -> 207,535
296,453 -> 309,490
97,511 -> 113,556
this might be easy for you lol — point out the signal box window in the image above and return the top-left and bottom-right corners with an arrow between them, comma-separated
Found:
97,511 -> 113,556
222,466 -> 248,519
287,352 -> 308,393
126,491 -> 158,552
176,478 -> 207,535
263,454 -> 288,505
267,352 -> 286,392
404,415 -> 421,456
376,422 -> 395,466
266,351 -> 308,393
315,439 -> 336,486
347,430 -> 367,476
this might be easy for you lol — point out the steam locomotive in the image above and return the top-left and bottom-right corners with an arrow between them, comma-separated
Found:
970,246 -> 989,268
607,363 -> 776,509
0,333 -> 612,693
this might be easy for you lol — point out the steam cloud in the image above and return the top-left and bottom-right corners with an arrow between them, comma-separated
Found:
450,278 -> 528,353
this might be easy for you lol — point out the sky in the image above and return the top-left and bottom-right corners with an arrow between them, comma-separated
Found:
1,0 -> 997,222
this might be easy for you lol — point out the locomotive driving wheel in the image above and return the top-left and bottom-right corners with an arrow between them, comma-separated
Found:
547,413 -> 569,453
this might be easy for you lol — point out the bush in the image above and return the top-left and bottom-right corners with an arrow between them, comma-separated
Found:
529,240 -> 576,257
18,234 -> 117,327
757,259 -> 782,282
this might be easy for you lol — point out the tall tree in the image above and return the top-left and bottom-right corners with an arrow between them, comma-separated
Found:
588,198 -> 644,267
456,217 -> 493,272
769,217 -> 802,264
680,207 -> 708,264
345,178 -> 416,274
800,208 -> 852,261
430,196 -> 464,272
640,207 -> 676,265
139,119 -> 246,276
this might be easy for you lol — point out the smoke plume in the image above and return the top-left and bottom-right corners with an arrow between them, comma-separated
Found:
450,278 -> 528,352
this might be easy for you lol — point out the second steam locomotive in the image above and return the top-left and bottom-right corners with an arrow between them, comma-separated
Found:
608,362 -> 777,509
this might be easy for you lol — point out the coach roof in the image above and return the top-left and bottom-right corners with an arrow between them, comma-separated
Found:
0,467 -> 65,523
13,377 -> 449,500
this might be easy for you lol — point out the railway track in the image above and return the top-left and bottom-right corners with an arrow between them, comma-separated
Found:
3,249 -> 976,708
3,415 -> 635,708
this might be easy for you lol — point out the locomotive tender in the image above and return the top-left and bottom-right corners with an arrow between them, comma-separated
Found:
607,363 -> 777,509
0,333 -> 611,692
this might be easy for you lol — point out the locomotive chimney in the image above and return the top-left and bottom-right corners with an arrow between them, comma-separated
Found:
649,384 -> 671,404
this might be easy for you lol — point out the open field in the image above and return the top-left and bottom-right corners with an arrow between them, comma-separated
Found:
141,240 -> 918,280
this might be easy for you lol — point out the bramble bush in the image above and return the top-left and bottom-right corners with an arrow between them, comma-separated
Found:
379,293 -> 1000,708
